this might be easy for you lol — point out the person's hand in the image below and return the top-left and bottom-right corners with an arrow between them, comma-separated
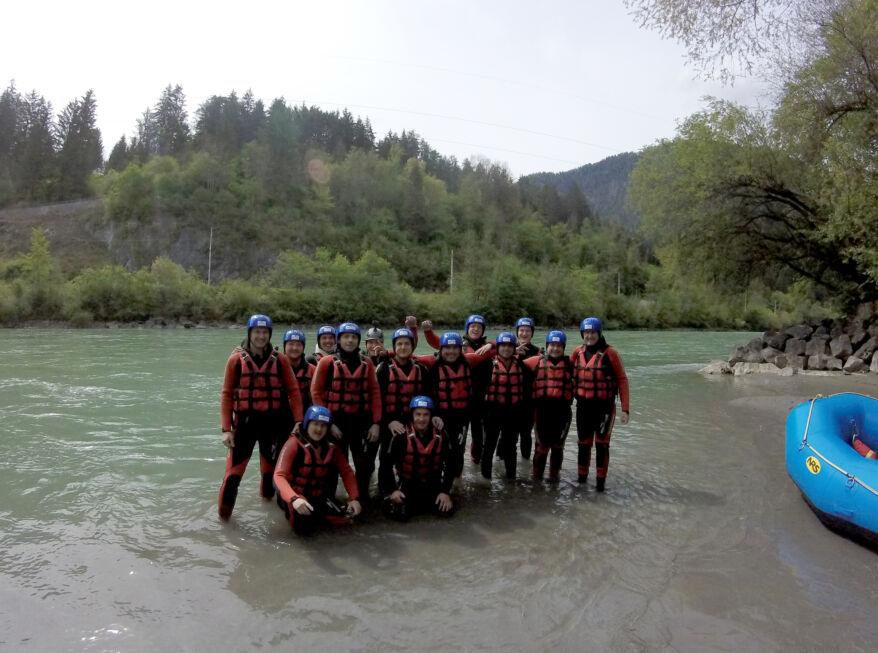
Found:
620,411 -> 630,425
421,319 -> 433,331
389,490 -> 406,505
331,424 -> 343,439
436,493 -> 453,512
431,416 -> 444,430
291,422 -> 301,436
405,315 -> 418,329
374,345 -> 387,358
389,420 -> 406,436
368,423 -> 380,442
516,344 -> 529,356
347,500 -> 362,516
292,497 -> 313,515
475,343 -> 493,356
222,431 -> 235,448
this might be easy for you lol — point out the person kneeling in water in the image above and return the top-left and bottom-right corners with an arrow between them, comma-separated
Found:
379,396 -> 455,521
274,405 -> 362,535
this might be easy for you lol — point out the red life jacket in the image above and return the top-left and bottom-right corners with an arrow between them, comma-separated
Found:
853,434 -> 878,459
291,437 -> 338,499
484,357 -> 525,406
436,359 -> 472,412
232,347 -> 284,413
383,360 -> 424,418
291,358 -> 315,404
398,427 -> 444,488
325,354 -> 370,415
573,347 -> 617,401
533,355 -> 574,402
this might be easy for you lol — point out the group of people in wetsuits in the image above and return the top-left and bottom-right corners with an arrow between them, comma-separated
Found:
217,313 -> 630,535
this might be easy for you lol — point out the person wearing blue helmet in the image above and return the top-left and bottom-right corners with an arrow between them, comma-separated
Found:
306,325 -> 337,366
570,317 -> 630,491
514,317 -> 540,460
481,331 -> 533,480
379,396 -> 454,520
282,329 -> 315,410
422,331 -> 495,481
274,405 -> 362,535
523,330 -> 574,482
218,314 -> 304,520
311,321 -> 383,506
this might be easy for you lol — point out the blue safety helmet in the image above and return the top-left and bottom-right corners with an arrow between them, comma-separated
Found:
496,331 -> 517,346
515,317 -> 535,331
546,330 -> 567,347
392,327 -> 415,346
247,314 -> 272,335
283,329 -> 305,345
580,317 -> 602,334
337,322 -> 361,337
409,395 -> 434,411
464,314 -> 486,331
302,405 -> 332,432
439,332 -> 464,348
316,324 -> 337,340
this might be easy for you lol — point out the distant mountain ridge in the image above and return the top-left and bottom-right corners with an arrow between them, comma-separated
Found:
523,151 -> 641,229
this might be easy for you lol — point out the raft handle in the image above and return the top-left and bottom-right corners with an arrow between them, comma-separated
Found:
800,394 -> 824,451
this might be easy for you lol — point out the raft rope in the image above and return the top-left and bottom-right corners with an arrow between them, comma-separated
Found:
800,393 -> 878,498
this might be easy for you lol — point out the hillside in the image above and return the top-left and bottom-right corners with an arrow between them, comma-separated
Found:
524,152 -> 641,229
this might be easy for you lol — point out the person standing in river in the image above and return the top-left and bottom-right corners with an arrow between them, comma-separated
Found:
570,317 -> 629,491
305,324 -> 337,366
218,314 -> 304,520
310,322 -> 383,507
514,317 -> 540,460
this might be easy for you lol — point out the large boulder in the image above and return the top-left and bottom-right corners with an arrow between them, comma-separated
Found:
787,355 -> 806,369
785,324 -> 814,340
785,338 -> 807,357
774,353 -> 789,369
848,320 -> 868,348
813,324 -> 830,337
761,347 -> 783,364
830,319 -> 846,338
746,337 -> 764,351
743,349 -> 764,363
830,334 -> 853,360
844,356 -> 866,373
733,362 -> 793,376
868,323 -> 878,340
853,337 -> 878,363
871,355 -> 878,373
855,301 -> 877,323
807,354 -> 842,371
729,345 -> 748,365
763,331 -> 790,350
805,336 -> 830,357
827,357 -> 844,371
700,360 -> 732,375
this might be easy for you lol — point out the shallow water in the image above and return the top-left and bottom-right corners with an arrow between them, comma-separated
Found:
1,328 -> 877,652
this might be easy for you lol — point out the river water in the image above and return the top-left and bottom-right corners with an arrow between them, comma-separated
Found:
1,328 -> 877,652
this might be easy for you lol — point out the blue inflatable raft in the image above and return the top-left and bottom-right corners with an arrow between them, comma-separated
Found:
786,393 -> 878,549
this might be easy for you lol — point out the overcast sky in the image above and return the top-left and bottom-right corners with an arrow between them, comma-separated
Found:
1,0 -> 770,177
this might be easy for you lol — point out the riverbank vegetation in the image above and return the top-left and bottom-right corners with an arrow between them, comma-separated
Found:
4,0 -> 873,329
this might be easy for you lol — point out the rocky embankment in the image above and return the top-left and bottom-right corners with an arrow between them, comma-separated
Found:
702,302 -> 878,376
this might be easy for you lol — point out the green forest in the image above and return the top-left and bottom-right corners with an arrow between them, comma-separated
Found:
2,0 -> 875,329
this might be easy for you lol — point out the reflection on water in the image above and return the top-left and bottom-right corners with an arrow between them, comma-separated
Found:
1,329 -> 877,651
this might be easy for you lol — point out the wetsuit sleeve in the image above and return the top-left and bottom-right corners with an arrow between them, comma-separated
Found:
378,433 -> 403,496
335,448 -> 360,501
278,355 -> 304,423
220,354 -> 240,432
522,355 -> 541,372
413,354 -> 437,368
410,324 -> 419,349
464,343 -> 495,366
424,328 -> 441,350
310,356 -> 333,407
273,438 -> 301,504
366,359 -> 383,423
607,348 -> 630,413
376,362 -> 391,424
569,346 -> 582,366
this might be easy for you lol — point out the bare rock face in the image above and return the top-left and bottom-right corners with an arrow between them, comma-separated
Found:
805,336 -> 830,357
761,347 -> 782,364
830,334 -> 853,360
700,360 -> 732,375
785,338 -> 807,357
844,356 -> 866,373
763,331 -> 790,350
853,337 -> 878,363
785,324 -> 814,340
